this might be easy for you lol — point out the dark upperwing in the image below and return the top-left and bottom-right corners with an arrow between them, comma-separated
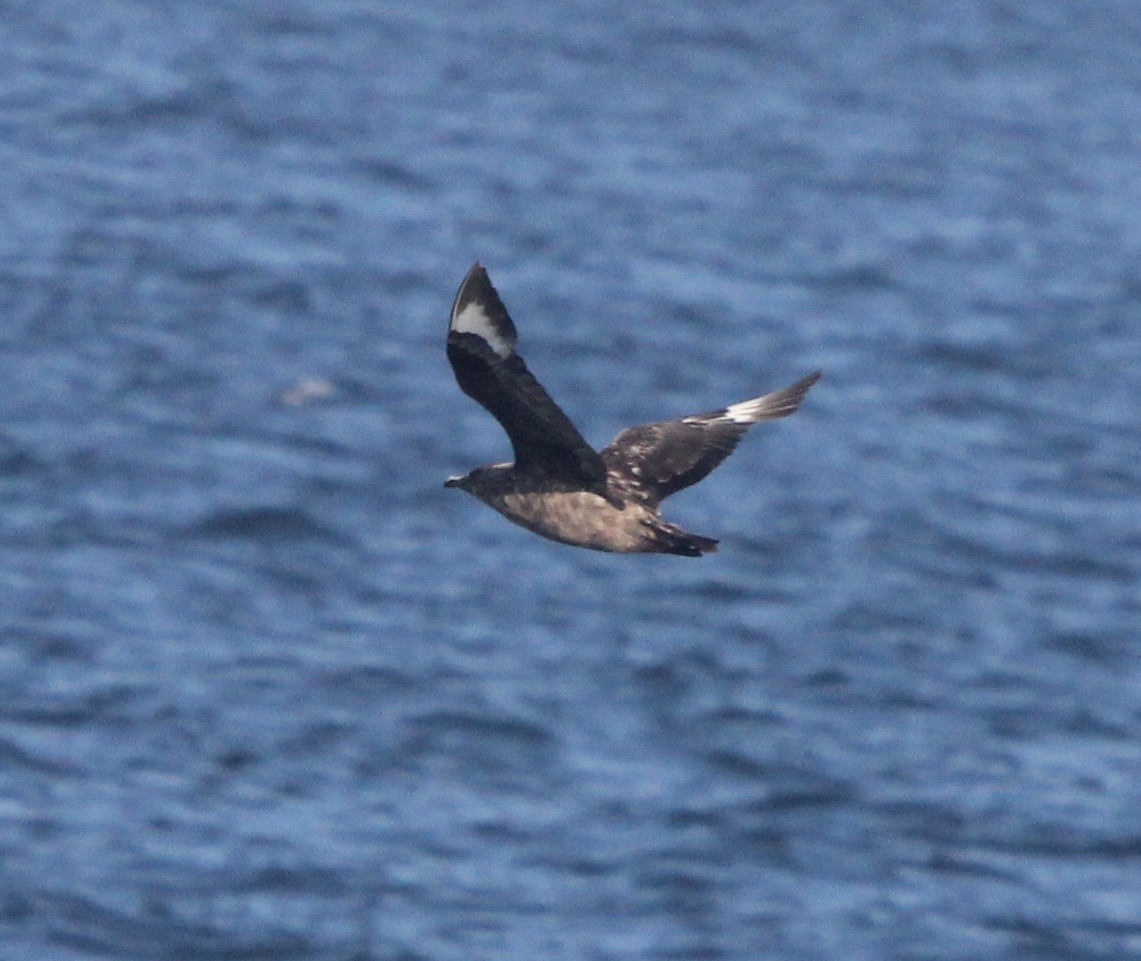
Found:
601,371 -> 821,504
446,263 -> 608,489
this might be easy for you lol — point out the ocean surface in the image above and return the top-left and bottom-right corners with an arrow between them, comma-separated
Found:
2,1 -> 1139,959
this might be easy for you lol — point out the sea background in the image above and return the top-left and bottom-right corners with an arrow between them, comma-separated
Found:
2,1 -> 1139,959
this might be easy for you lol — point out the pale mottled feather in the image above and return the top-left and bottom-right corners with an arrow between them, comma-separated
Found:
603,371 -> 821,505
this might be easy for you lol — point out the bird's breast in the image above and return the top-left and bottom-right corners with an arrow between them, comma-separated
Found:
494,489 -> 651,552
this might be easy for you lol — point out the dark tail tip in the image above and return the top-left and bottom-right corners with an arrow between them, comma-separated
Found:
666,533 -> 720,557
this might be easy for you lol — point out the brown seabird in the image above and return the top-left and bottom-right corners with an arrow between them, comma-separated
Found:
444,263 -> 820,556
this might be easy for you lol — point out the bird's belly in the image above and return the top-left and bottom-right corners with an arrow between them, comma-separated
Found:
496,491 -> 649,553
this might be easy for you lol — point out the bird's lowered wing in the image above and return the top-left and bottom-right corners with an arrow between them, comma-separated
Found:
601,371 -> 821,504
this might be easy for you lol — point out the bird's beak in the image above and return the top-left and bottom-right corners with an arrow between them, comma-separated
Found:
444,476 -> 461,489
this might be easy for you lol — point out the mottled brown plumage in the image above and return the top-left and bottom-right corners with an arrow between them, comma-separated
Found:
445,263 -> 820,556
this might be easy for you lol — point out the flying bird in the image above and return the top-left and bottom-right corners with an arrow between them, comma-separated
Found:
445,263 -> 820,556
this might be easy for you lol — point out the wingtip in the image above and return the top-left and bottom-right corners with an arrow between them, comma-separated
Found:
787,369 -> 823,399
457,262 -> 486,292
721,369 -> 821,424
449,261 -> 518,357
785,369 -> 822,407
453,263 -> 490,312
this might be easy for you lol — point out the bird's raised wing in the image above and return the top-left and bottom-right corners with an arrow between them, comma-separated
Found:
601,371 -> 821,504
446,263 -> 607,487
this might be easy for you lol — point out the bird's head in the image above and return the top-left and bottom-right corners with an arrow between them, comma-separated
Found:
444,463 -> 510,499
443,472 -> 470,491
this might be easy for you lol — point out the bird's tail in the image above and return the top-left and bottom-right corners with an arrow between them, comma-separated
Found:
650,522 -> 720,557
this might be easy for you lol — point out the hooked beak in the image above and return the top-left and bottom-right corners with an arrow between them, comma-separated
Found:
444,476 -> 462,489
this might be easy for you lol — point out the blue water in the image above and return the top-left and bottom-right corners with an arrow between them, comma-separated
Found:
2,1 -> 1140,959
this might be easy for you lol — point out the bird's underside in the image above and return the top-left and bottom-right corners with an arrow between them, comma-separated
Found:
444,262 -> 820,556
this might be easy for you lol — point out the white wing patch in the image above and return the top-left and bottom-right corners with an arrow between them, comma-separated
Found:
684,399 -> 765,427
721,396 -> 770,425
451,301 -> 513,359
720,380 -> 814,424
679,372 -> 819,429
